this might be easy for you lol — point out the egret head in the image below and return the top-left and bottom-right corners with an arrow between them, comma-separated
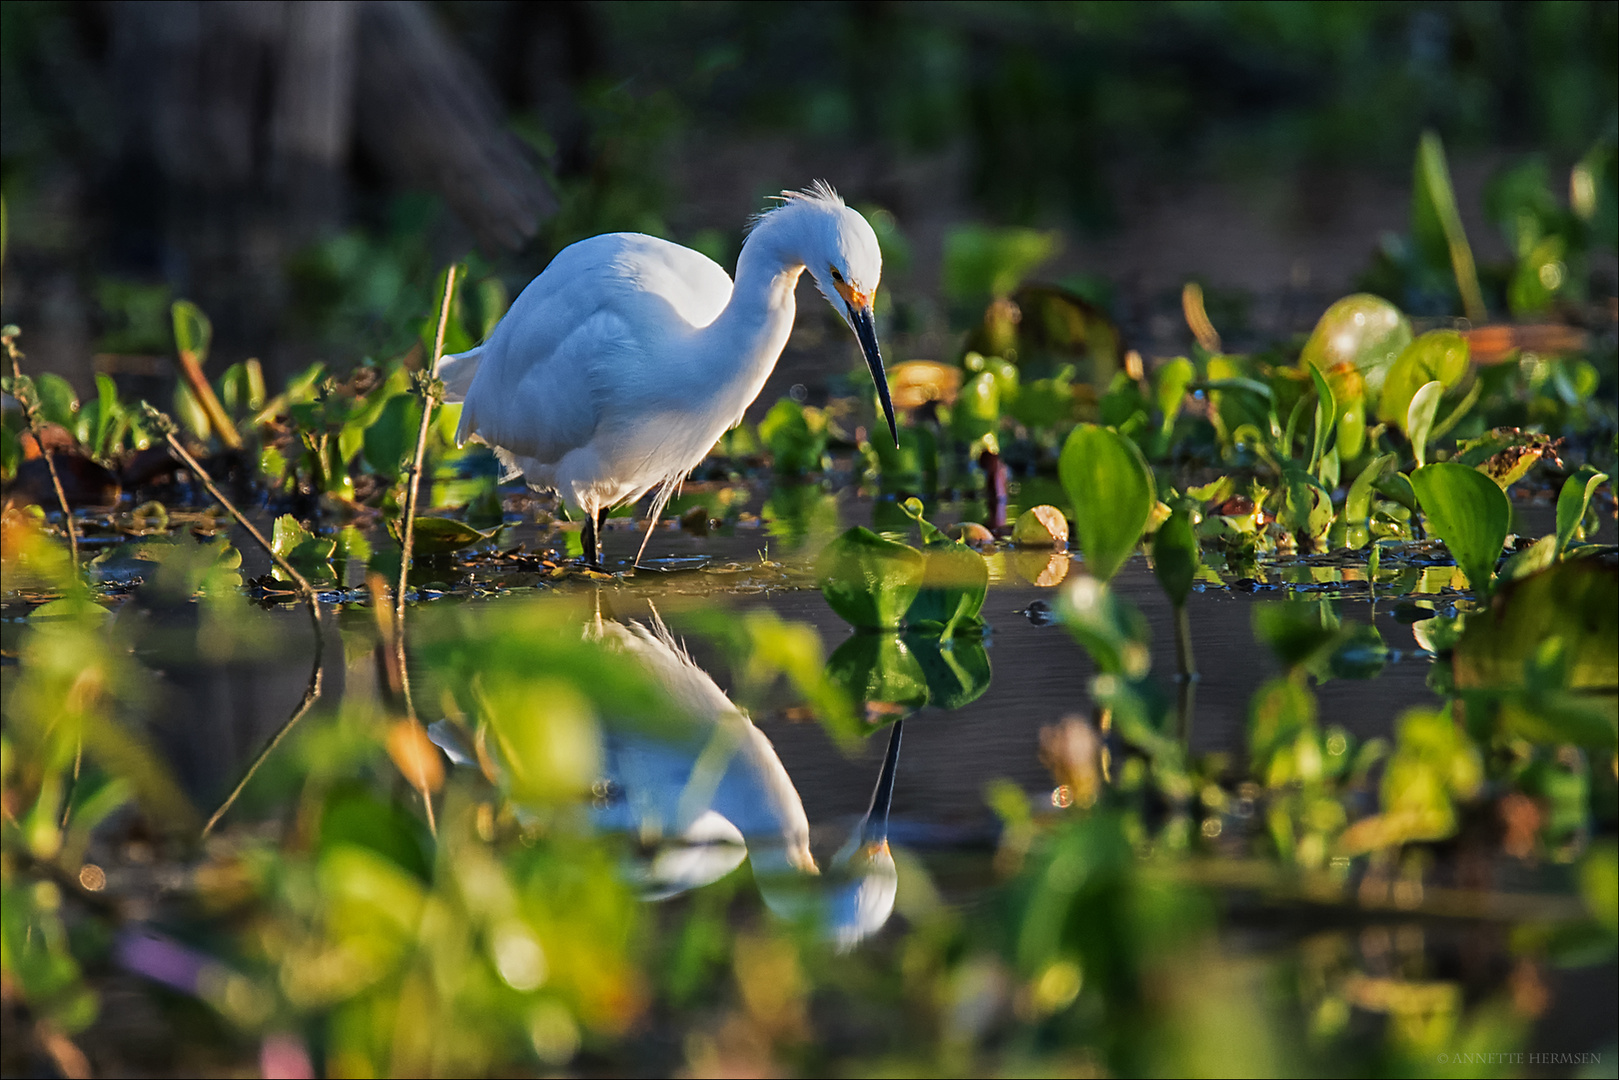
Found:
760,184 -> 897,447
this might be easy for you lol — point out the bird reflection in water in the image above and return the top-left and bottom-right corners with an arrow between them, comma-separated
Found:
589,609 -> 903,950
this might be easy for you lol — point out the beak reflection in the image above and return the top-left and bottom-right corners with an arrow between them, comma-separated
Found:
849,302 -> 899,449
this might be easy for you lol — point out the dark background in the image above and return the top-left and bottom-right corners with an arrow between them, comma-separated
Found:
3,1 -> 1615,396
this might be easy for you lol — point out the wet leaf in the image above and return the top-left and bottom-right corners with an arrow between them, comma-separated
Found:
1409,463 -> 1511,592
817,527 -> 925,630
1298,294 -> 1412,397
1058,424 -> 1154,582
1150,505 -> 1199,608
1406,380 -> 1443,468
1377,330 -> 1470,428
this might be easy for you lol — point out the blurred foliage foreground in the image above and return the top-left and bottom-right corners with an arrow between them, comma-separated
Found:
2,133 -> 1618,1077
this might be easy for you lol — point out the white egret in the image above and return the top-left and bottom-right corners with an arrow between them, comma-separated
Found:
441,182 -> 897,567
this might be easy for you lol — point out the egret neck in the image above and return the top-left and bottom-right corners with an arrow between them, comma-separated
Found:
697,217 -> 809,427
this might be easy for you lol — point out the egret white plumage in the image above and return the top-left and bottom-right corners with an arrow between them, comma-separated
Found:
441,182 -> 896,567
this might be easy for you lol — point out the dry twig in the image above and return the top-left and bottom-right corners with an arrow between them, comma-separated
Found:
3,327 -> 79,565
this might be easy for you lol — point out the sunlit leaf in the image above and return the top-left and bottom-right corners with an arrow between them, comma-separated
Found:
1150,505 -> 1199,608
1406,381 -> 1443,468
1556,466 -> 1609,556
1377,330 -> 1470,428
1298,294 -> 1412,397
817,527 -> 925,630
1058,424 -> 1154,582
1410,463 -> 1510,592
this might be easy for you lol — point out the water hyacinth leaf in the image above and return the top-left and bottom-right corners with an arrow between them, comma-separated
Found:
1058,424 -> 1155,582
407,516 -> 498,556
1282,466 -> 1333,548
1150,505 -> 1199,608
1409,463 -> 1511,593
1154,356 -> 1195,437
908,634 -> 991,710
817,526 -> 925,629
825,633 -> 929,717
1345,453 -> 1397,522
906,541 -> 988,639
1556,466 -> 1609,556
1011,505 -> 1068,549
364,393 -> 424,479
270,514 -> 335,568
1307,364 -> 1337,476
1456,428 -> 1561,490
1499,534 -> 1559,583
1377,330 -> 1470,427
1406,380 -> 1443,468
1298,294 -> 1412,398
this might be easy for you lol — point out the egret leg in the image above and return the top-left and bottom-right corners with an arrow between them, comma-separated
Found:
581,507 -> 609,569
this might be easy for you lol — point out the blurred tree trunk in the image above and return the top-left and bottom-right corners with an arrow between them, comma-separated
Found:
104,0 -> 552,379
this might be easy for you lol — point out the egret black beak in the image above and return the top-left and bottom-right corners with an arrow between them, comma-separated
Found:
849,303 -> 898,448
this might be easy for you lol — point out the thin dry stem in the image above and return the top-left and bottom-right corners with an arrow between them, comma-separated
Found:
161,430 -> 315,601
5,331 -> 79,565
394,265 -> 459,717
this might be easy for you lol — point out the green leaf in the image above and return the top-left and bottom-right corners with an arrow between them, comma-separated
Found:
903,512 -> 988,640
33,373 -> 78,430
408,516 -> 497,555
1298,294 -> 1412,398
1282,466 -> 1333,547
1154,356 -> 1195,439
825,633 -> 929,716
817,526 -> 925,629
1058,424 -> 1155,582
1377,330 -> 1470,428
942,225 -> 1060,302
363,392 -> 424,480
951,370 -> 1001,445
1345,453 -> 1397,522
1556,466 -> 1609,556
1150,505 -> 1199,608
170,299 -> 212,364
1499,534 -> 1559,582
1307,363 -> 1337,477
1406,380 -> 1443,468
1410,463 -> 1511,593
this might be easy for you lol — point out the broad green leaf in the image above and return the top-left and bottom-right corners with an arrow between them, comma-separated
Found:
1377,330 -> 1470,427
1556,466 -> 1609,556
1298,294 -> 1412,397
34,373 -> 78,430
1410,463 -> 1511,593
362,393 -> 424,479
825,633 -> 929,715
901,500 -> 988,638
817,526 -> 925,629
1058,424 -> 1155,582
1406,380 -> 1443,467
1282,466 -> 1333,548
1150,505 -> 1199,608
